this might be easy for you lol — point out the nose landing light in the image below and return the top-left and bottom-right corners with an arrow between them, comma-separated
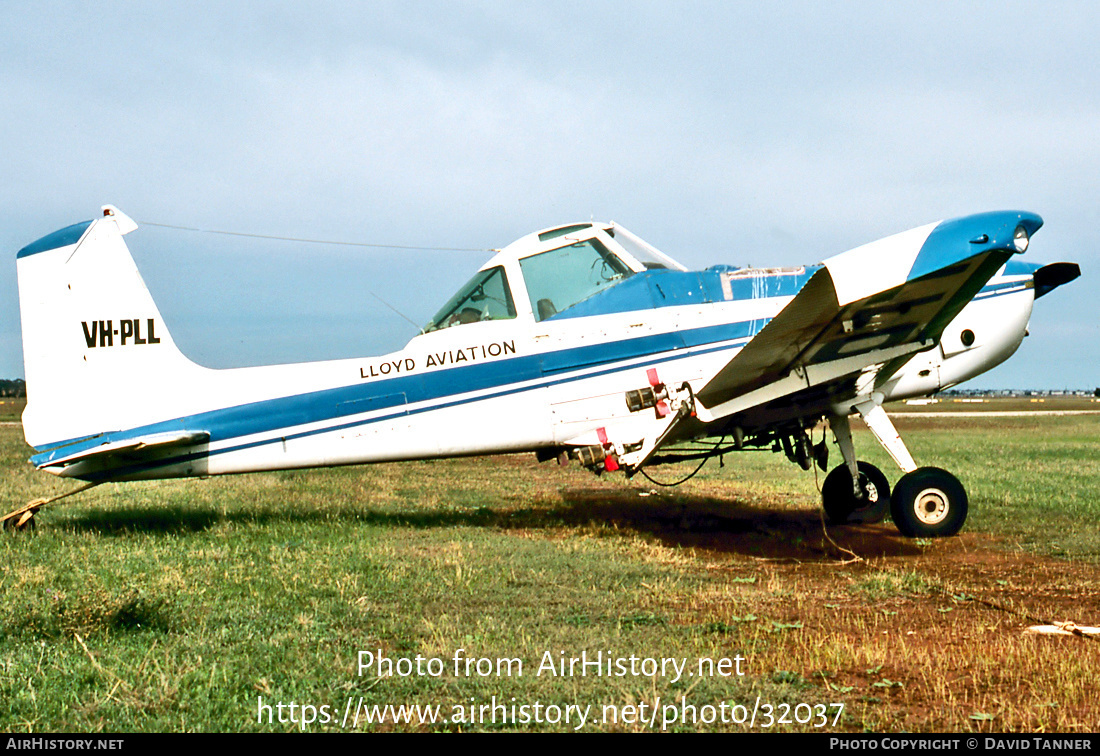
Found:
1013,225 -> 1029,252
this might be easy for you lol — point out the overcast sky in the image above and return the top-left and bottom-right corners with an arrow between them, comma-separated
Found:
1,1 -> 1096,389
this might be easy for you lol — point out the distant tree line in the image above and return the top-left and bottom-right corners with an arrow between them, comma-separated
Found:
0,379 -> 26,398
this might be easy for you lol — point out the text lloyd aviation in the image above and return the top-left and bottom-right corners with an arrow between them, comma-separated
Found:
359,340 -> 517,379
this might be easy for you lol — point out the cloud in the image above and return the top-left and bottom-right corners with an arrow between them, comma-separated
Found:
0,3 -> 1095,386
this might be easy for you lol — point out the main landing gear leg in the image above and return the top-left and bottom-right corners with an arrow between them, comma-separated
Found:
853,401 -> 916,474
856,400 -> 968,537
822,399 -> 969,538
821,414 -> 889,525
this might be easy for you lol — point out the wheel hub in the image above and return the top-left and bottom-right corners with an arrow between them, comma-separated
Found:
861,479 -> 880,505
913,487 -> 949,525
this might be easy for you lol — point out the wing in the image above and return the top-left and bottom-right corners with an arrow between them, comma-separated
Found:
695,211 -> 1042,426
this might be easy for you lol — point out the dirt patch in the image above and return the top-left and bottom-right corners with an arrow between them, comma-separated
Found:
555,485 -> 1100,731
560,486 -> 927,560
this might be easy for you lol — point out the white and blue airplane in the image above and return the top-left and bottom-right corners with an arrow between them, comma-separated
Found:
8,206 -> 1079,534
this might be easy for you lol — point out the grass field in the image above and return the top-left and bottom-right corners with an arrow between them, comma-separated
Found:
0,398 -> 24,422
886,396 -> 1100,413
1,400 -> 1098,732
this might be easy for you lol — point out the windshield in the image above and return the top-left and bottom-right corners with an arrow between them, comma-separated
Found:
520,238 -> 633,322
423,265 -> 516,332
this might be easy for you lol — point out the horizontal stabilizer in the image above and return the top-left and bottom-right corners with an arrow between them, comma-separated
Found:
33,430 -> 210,471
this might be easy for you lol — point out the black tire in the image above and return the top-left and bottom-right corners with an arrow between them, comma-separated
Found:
821,462 -> 890,525
890,467 -> 968,538
2,512 -> 35,532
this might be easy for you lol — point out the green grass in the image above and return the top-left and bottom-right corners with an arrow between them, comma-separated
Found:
0,397 -> 25,422
0,451 -> 766,731
851,570 -> 937,601
1,414 -> 1098,732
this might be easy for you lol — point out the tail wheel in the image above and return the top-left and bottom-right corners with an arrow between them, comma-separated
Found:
822,461 -> 890,525
2,509 -> 37,531
890,467 -> 968,537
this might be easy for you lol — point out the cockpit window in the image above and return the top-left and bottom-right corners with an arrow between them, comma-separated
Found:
538,223 -> 592,242
423,266 -> 516,332
608,225 -> 688,271
520,238 -> 633,322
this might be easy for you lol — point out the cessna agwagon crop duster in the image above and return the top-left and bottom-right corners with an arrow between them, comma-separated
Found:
10,206 -> 1079,533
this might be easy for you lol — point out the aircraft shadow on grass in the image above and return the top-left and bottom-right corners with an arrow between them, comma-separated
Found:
55,486 -> 924,561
